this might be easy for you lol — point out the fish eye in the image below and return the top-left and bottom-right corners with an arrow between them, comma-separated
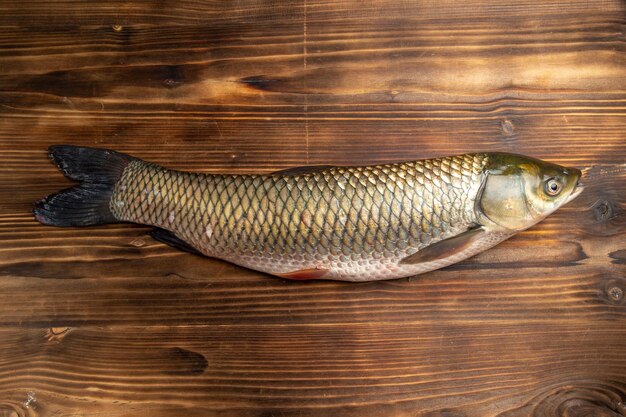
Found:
544,178 -> 562,196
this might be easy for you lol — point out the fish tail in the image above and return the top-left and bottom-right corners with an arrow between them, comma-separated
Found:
33,145 -> 136,227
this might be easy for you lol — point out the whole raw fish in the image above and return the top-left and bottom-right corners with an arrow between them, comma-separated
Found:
34,146 -> 583,281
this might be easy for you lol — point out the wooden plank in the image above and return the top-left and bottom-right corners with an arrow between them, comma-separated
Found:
0,323 -> 624,416
0,0 -> 624,415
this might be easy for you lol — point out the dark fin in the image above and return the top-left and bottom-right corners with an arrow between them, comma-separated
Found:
276,268 -> 329,280
272,165 -> 334,176
34,184 -> 117,227
150,228 -> 202,256
48,145 -> 136,183
400,227 -> 485,265
33,145 -> 137,227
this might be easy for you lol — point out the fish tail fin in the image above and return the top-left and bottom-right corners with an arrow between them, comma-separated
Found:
33,145 -> 137,227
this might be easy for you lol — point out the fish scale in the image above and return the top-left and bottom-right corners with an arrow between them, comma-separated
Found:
109,154 -> 489,280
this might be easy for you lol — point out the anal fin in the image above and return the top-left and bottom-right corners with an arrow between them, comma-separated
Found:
400,227 -> 485,265
150,228 -> 202,256
276,268 -> 329,280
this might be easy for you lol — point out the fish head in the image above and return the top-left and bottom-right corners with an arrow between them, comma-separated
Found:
477,153 -> 583,232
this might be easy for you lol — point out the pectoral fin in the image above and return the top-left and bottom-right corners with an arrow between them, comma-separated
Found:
150,228 -> 202,256
400,227 -> 485,265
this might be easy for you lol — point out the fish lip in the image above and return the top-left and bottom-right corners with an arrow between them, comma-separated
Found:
565,179 -> 584,204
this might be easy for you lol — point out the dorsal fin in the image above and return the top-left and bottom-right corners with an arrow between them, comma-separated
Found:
150,228 -> 202,256
272,165 -> 334,176
400,227 -> 485,265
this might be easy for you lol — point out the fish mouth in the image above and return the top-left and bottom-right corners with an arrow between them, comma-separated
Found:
565,178 -> 584,204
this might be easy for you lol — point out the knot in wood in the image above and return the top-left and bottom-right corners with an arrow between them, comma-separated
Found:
130,238 -> 145,247
495,382 -> 626,417
160,347 -> 208,376
23,391 -> 36,409
500,119 -> 515,137
163,78 -> 183,88
45,327 -> 73,343
593,200 -> 614,223
161,65 -> 186,88
607,286 -> 624,303
559,398 -> 624,417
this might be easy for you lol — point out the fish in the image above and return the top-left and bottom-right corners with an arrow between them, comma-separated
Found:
33,146 -> 584,281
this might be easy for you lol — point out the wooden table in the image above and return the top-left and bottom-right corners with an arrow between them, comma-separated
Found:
1,1 -> 625,416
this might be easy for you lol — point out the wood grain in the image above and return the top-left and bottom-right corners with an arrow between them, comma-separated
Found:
0,0 -> 625,415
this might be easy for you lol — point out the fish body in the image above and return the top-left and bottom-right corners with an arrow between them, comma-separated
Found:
34,146 -> 583,281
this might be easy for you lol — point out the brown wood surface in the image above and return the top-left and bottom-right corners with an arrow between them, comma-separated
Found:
1,0 -> 625,416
